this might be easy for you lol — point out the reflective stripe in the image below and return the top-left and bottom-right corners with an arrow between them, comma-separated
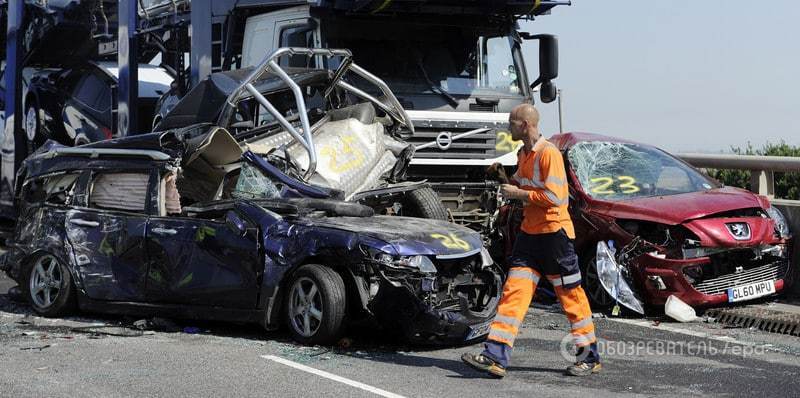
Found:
514,175 -> 543,189
488,329 -> 517,343
550,272 -> 582,287
508,269 -> 541,284
571,316 -> 594,331
545,175 -> 566,186
573,331 -> 597,346
544,190 -> 568,206
494,315 -> 522,329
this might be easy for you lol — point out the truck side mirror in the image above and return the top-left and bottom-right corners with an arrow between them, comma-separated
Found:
540,81 -> 557,104
522,33 -> 559,103
537,35 -> 559,81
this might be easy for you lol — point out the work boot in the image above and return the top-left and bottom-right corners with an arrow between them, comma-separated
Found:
461,353 -> 507,378
565,361 -> 602,377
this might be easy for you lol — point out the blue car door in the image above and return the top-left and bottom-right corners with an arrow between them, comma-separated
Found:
144,172 -> 261,308
64,169 -> 152,301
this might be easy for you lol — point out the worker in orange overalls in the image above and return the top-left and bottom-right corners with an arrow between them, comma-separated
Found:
462,104 -> 600,378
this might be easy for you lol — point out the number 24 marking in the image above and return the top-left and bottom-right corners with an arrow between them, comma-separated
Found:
590,176 -> 640,194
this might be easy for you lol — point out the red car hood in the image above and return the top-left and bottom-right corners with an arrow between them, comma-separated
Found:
591,187 -> 768,225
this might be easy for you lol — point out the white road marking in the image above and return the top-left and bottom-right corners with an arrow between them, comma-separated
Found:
607,318 -> 782,351
261,355 -> 408,398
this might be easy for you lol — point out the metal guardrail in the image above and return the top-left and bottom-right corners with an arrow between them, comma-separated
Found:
678,153 -> 800,200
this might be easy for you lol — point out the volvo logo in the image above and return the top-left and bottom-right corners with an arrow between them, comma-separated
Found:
436,132 -> 453,151
726,222 -> 751,241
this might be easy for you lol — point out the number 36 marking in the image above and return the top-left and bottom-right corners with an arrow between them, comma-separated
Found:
590,176 -> 640,194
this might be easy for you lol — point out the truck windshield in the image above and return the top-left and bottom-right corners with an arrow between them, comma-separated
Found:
326,23 -> 523,98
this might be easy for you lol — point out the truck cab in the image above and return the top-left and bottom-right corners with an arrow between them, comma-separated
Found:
236,2 -> 563,226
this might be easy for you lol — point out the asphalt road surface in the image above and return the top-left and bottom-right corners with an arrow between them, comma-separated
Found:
2,272 -> 799,398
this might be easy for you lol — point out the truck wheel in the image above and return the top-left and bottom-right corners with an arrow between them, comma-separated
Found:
401,186 -> 448,221
581,248 -> 615,311
285,264 -> 346,345
22,254 -> 77,317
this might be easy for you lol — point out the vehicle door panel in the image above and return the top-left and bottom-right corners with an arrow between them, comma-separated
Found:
65,209 -> 149,301
145,216 -> 260,308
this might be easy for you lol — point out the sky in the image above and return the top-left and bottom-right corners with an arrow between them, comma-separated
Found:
521,1 -> 800,152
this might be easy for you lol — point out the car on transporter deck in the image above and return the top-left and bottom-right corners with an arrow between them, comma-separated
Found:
0,126 -> 502,345
495,133 -> 793,311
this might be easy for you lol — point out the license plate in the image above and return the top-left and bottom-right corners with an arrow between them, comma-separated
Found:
727,280 -> 776,303
465,321 -> 492,341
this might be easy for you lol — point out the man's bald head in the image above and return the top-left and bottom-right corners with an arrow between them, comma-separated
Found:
509,104 -> 540,142
510,104 -> 540,126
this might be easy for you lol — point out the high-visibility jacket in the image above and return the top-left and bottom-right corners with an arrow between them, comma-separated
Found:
512,136 -> 575,238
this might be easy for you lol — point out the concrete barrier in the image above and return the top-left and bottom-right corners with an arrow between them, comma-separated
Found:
772,200 -> 800,298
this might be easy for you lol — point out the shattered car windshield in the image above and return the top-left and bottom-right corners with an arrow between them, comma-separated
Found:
568,141 -> 720,201
327,23 -> 522,97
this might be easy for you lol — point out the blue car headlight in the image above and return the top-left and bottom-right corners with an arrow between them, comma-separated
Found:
766,206 -> 791,239
369,249 -> 437,274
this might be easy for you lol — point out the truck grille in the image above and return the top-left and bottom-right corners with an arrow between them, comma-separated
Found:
407,128 -> 500,159
692,260 -> 789,295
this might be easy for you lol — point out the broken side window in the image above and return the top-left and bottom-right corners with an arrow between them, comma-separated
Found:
22,173 -> 80,206
89,172 -> 150,212
226,163 -> 280,200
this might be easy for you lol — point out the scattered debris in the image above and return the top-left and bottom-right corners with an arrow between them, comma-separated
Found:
132,318 -> 180,333
20,344 -> 51,351
664,295 -> 698,323
544,322 -> 561,330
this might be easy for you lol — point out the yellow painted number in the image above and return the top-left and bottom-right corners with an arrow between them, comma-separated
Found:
320,134 -> 365,173
590,177 -> 615,195
495,131 -> 523,153
617,175 -> 640,194
430,233 -> 471,251
590,176 -> 640,195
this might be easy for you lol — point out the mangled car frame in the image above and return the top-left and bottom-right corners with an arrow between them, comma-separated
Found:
0,48 -> 501,345
153,47 -> 447,220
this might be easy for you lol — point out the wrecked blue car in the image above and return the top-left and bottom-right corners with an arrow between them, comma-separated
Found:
1,126 -> 502,345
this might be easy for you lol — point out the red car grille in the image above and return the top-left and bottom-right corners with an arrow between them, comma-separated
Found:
692,260 -> 789,295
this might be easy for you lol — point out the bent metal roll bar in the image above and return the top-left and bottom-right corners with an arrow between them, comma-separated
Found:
220,47 -> 415,180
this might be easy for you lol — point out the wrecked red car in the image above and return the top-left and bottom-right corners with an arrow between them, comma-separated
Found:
495,133 -> 792,311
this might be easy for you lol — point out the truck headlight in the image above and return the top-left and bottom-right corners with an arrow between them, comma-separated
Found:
766,206 -> 791,238
480,247 -> 495,268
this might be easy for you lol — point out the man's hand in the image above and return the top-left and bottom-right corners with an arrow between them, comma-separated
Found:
486,162 -> 510,184
500,184 -> 528,202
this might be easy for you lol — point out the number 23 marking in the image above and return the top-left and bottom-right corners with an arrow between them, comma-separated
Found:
590,176 -> 640,194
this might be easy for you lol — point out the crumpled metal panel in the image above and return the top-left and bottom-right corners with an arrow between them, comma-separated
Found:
289,119 -> 396,200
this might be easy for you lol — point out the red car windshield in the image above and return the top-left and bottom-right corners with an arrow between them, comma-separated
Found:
567,141 -> 721,201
